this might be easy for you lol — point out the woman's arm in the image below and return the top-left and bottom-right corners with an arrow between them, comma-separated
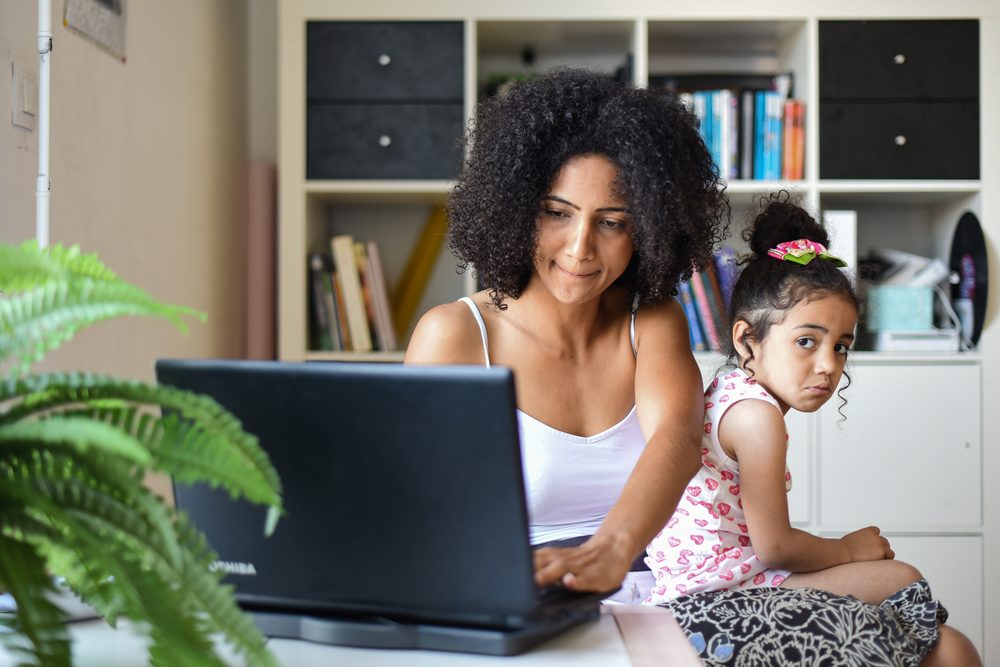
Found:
535,300 -> 705,590
724,400 -> 892,571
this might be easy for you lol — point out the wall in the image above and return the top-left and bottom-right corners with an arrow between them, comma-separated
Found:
0,0 -> 249,381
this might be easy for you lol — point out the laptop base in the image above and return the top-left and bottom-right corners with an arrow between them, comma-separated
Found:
251,608 -> 600,656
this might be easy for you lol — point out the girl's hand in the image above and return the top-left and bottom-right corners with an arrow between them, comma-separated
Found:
533,535 -> 634,592
840,526 -> 895,562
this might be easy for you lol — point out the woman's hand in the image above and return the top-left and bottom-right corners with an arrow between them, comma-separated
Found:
533,534 -> 635,592
840,526 -> 895,562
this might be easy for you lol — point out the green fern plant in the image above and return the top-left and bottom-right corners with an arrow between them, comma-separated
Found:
0,241 -> 284,666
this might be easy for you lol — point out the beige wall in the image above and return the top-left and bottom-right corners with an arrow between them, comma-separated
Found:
0,0 -> 249,381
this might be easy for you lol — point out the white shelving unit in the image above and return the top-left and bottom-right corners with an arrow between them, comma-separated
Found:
279,2 -> 998,660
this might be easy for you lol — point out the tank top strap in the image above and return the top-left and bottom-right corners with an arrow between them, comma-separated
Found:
458,296 -> 491,368
629,293 -> 639,357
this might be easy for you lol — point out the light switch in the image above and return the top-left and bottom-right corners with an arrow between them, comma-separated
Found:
11,60 -> 36,131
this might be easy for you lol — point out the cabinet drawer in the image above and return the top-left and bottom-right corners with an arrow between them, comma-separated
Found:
819,20 -> 978,100
307,103 -> 464,179
307,22 -> 464,101
820,101 -> 978,179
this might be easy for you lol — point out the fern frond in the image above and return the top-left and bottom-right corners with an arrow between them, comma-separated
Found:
0,416 -> 151,465
0,534 -> 71,667
0,444 -> 182,570
0,373 -> 282,509
50,509 -> 230,667
0,279 -> 204,375
0,241 -> 119,291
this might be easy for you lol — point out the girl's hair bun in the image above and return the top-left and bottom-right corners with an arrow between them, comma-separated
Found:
745,191 -> 829,258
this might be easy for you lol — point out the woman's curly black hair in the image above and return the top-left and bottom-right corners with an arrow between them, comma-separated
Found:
447,68 -> 730,309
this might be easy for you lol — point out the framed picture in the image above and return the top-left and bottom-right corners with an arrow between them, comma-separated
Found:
64,0 -> 127,61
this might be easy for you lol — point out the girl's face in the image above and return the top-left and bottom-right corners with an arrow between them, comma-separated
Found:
531,154 -> 635,305
738,294 -> 858,414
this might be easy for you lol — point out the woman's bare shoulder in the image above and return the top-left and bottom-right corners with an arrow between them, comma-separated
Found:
632,297 -> 689,346
404,296 -> 490,365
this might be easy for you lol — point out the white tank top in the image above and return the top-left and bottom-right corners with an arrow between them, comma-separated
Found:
458,297 -> 646,544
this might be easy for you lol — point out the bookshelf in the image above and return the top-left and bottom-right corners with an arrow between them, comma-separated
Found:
278,2 -> 997,659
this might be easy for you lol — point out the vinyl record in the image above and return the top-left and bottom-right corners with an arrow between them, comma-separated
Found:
948,211 -> 988,346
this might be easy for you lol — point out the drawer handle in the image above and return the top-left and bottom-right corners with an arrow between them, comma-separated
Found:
894,135 -> 907,146
893,53 -> 906,65
378,134 -> 392,148
378,53 -> 391,67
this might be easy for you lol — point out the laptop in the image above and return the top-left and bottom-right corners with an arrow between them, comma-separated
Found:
154,359 -> 612,655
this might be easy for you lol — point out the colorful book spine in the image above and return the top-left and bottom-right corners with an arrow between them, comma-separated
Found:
330,234 -> 373,353
704,264 -> 729,340
689,269 -> 721,351
365,240 -> 398,351
354,241 -> 382,351
308,253 -> 333,352
392,205 -> 449,342
740,90 -> 754,180
677,280 -> 707,352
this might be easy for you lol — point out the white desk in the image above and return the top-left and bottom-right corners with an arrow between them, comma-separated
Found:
0,606 -> 699,666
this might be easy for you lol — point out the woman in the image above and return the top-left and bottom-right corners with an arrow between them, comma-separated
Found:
405,69 -> 968,665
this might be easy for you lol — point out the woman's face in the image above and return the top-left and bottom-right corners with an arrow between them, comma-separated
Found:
531,154 -> 635,305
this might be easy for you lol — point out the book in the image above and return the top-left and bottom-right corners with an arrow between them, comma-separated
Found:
353,241 -> 381,351
740,90 -> 755,180
689,269 -> 721,351
676,280 -> 707,352
365,240 -> 398,351
703,264 -> 729,337
330,234 -> 373,353
392,204 -> 449,342
323,267 -> 344,351
308,253 -> 333,352
782,100 -> 805,180
331,270 -> 352,351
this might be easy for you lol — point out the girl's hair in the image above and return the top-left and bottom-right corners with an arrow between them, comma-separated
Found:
725,191 -> 861,372
447,68 -> 729,309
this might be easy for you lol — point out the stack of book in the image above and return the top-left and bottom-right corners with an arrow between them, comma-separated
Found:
676,246 -> 739,352
658,73 -> 805,181
307,204 -> 450,354
308,235 -> 397,353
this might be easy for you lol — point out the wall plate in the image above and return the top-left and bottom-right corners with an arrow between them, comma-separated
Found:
11,60 -> 36,131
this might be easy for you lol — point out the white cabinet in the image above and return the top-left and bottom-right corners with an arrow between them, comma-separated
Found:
816,363 -> 981,531
890,535 -> 983,657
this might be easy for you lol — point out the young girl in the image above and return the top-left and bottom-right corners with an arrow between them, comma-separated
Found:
645,195 -> 923,607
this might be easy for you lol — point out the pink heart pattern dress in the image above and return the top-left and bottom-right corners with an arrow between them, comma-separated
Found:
644,367 -> 792,604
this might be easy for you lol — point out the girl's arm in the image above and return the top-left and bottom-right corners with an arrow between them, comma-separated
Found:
534,300 -> 705,590
724,400 -> 892,572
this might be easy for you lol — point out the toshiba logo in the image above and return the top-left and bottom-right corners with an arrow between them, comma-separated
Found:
210,560 -> 258,576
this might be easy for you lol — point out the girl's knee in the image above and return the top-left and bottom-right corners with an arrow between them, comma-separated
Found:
887,560 -> 923,589
930,626 -> 982,667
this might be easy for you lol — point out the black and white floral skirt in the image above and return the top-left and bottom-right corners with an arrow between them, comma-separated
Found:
661,579 -> 945,666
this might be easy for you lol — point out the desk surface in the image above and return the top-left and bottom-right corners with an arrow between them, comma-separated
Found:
0,606 -> 699,666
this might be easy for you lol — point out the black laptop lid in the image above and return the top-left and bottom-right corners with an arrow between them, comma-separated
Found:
155,360 -> 539,622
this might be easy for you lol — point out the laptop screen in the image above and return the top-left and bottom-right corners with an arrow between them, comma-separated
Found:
155,360 -> 540,625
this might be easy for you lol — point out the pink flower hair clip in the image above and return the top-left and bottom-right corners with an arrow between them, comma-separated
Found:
767,239 -> 847,267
